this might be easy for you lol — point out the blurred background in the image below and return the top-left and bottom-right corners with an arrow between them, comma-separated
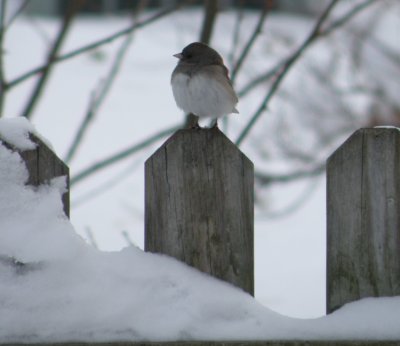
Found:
1,0 -> 399,318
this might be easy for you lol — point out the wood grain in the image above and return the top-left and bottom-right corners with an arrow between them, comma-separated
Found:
145,128 -> 254,295
327,128 -> 400,313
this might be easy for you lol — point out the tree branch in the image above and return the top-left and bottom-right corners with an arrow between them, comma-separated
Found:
199,0 -> 218,44
0,0 -> 7,117
322,0 -> 378,36
237,61 -> 282,98
257,178 -> 320,219
235,0 -> 379,146
6,3 -> 183,91
21,0 -> 84,119
70,124 -> 180,187
231,0 -> 271,83
185,0 -> 218,128
255,163 -> 326,186
227,1 -> 244,69
237,0 -> 380,100
235,0 -> 341,145
65,27 -> 135,164
4,0 -> 29,32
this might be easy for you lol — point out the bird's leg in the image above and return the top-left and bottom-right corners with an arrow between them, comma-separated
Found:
211,119 -> 218,128
185,113 -> 201,129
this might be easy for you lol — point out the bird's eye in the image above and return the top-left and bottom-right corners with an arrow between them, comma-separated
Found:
185,53 -> 192,59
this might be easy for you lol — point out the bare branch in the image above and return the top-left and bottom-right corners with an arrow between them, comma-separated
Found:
72,157 -> 142,207
4,0 -> 29,31
65,29 -> 135,164
322,0 -> 378,36
237,61 -> 282,98
199,0 -> 218,44
65,1 -> 150,164
227,2 -> 244,69
0,0 -> 7,117
235,0 -> 379,146
184,0 -> 219,128
255,163 -> 326,186
235,0 -> 341,146
6,3 -> 184,91
257,179 -> 320,219
21,0 -> 84,119
85,227 -> 98,249
237,0 -> 380,102
70,124 -> 180,187
122,231 -> 135,247
231,0 -> 271,83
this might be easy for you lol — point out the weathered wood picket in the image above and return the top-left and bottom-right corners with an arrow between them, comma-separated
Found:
327,128 -> 400,313
145,128 -> 254,295
2,133 -> 69,217
0,127 -> 399,345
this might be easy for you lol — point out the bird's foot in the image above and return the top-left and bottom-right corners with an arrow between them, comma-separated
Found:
211,119 -> 218,129
191,121 -> 202,130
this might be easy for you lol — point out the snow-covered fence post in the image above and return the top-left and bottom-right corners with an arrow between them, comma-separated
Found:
327,128 -> 400,313
2,133 -> 70,217
145,128 -> 254,295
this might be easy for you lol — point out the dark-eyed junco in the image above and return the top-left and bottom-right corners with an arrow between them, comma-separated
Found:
171,42 -> 238,128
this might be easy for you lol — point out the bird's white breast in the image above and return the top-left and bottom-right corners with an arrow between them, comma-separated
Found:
171,72 -> 237,119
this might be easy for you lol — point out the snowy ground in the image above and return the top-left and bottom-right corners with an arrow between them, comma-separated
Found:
1,120 -> 400,342
1,3 -> 399,324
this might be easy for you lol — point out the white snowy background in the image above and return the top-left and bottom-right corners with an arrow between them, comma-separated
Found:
0,1 -> 399,342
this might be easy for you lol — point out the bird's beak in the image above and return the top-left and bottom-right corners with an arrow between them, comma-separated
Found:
173,53 -> 183,59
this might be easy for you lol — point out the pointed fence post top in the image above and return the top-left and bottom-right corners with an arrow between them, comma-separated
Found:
145,127 -> 254,295
0,131 -> 70,217
327,126 -> 400,313
327,127 -> 400,163
146,127 -> 253,168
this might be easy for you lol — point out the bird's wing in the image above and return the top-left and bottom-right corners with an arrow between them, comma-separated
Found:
201,65 -> 239,104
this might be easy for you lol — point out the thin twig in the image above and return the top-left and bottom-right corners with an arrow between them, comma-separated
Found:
257,178 -> 320,220
85,227 -> 98,249
231,0 -> 271,83
237,61 -> 282,98
64,89 -> 96,164
185,0 -> 218,128
70,124 -> 180,187
236,0 -> 359,146
199,0 -> 218,44
255,163 -> 326,186
65,0 -> 149,164
64,0 -> 147,164
322,0 -> 378,36
4,0 -> 29,31
21,0 -> 83,119
6,4 -> 183,91
236,0 -> 341,145
236,0 -> 379,101
72,157 -> 143,207
227,1 -> 244,69
65,29 -> 135,164
0,0 -> 7,117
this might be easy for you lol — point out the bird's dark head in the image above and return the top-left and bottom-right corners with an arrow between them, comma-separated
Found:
173,42 -> 223,66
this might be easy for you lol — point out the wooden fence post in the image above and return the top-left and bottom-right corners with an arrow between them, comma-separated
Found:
1,133 -> 70,217
145,128 -> 254,295
327,128 -> 400,313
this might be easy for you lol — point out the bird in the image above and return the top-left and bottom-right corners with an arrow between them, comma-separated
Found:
171,42 -> 238,128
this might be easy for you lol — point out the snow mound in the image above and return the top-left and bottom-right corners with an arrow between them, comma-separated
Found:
0,117 -> 38,151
